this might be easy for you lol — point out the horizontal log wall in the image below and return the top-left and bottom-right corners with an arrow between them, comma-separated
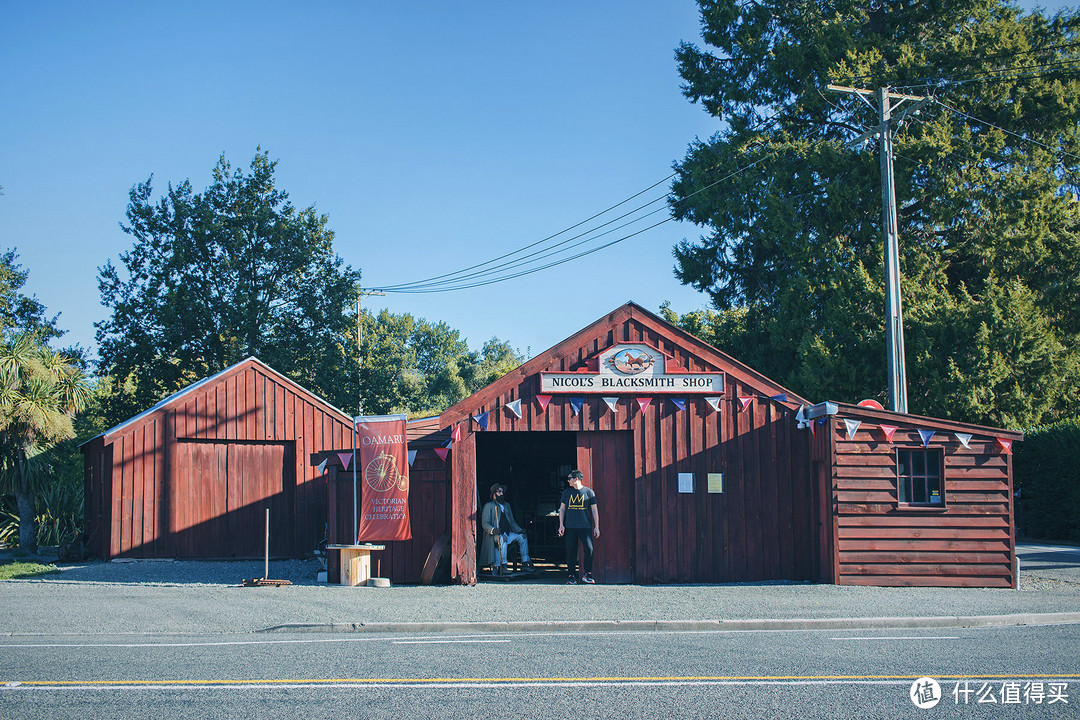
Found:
832,423 -> 1015,588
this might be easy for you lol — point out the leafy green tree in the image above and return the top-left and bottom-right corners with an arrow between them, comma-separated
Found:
358,309 -> 523,417
0,249 -> 61,344
669,0 -> 1080,427
0,249 -> 89,553
0,336 -> 91,552
96,151 -> 362,422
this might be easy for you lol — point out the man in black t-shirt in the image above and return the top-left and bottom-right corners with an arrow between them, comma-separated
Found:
557,469 -> 600,584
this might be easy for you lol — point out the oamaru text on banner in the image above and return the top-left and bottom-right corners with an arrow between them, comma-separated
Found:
355,414 -> 412,542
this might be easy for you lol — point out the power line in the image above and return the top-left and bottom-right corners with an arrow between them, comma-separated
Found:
933,98 -> 1080,163
370,150 -> 784,294
374,173 -> 675,291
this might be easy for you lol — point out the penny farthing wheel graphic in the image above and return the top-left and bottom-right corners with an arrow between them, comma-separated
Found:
364,452 -> 399,492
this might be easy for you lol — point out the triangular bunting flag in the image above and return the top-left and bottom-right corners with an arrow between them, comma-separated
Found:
995,437 -> 1013,454
317,458 -> 328,475
570,397 -> 585,416
434,447 -> 450,462
809,418 -> 816,436
956,433 -> 972,449
337,452 -> 353,470
844,419 -> 862,440
771,393 -> 787,403
879,425 -> 898,442
669,398 -> 686,412
407,450 -> 417,467
635,397 -> 652,414
919,429 -> 935,447
505,399 -> 522,419
602,397 -> 619,413
705,397 -> 722,413
451,424 -> 461,443
473,411 -> 489,430
535,394 -> 552,412
738,396 -> 754,412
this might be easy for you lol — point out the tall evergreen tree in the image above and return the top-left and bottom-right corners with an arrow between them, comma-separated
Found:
97,151 -> 362,421
670,0 -> 1080,427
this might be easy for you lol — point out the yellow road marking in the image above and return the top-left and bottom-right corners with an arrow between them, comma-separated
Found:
4,673 -> 1080,688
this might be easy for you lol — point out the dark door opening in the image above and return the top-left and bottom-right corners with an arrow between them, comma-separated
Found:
475,431 -> 576,572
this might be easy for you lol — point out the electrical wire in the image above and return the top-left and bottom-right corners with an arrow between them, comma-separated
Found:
374,173 -> 675,291
370,149 -> 785,294
933,98 -> 1080,163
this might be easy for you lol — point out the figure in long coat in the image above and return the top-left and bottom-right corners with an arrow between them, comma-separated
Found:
479,483 -> 531,574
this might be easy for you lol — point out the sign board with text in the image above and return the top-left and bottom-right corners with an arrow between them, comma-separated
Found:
539,343 -> 724,395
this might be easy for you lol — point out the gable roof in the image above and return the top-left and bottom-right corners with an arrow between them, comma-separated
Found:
85,356 -> 353,446
440,301 -> 806,426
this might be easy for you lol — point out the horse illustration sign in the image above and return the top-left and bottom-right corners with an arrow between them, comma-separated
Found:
539,343 -> 724,394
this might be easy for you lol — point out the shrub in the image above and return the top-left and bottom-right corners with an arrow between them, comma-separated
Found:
1014,418 -> 1080,543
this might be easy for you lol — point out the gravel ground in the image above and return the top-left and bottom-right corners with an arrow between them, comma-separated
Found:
0,544 -> 1077,636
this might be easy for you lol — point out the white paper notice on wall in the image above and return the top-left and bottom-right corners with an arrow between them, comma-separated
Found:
678,473 -> 694,493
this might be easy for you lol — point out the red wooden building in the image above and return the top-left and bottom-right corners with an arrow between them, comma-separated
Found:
405,302 -> 1021,587
83,304 -> 1021,589
81,357 -> 354,559
808,401 -> 1022,587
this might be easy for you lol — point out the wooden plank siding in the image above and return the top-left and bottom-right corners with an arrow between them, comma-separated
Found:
81,358 -> 354,560
319,438 -> 451,585
821,407 -> 1021,588
439,303 -> 821,585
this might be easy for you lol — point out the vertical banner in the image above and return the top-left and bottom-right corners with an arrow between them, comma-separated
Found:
355,414 -> 412,542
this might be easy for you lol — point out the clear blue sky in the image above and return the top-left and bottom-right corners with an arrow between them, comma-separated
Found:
0,1 -> 1069,364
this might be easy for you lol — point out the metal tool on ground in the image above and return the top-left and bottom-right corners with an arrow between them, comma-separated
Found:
242,509 -> 292,587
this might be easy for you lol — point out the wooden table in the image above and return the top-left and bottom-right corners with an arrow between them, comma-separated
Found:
327,544 -> 386,586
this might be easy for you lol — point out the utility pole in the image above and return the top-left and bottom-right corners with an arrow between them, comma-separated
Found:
827,85 -> 929,414
355,289 -> 385,416
354,288 -> 384,543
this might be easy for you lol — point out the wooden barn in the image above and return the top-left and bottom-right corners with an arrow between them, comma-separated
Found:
397,302 -> 1021,587
81,357 -> 354,560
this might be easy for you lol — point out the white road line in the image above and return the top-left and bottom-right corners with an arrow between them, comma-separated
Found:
5,677 -> 1079,692
392,639 -> 511,645
0,623 -> 1034,650
830,636 -> 959,641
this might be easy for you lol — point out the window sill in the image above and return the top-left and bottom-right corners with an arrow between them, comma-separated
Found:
896,503 -> 948,512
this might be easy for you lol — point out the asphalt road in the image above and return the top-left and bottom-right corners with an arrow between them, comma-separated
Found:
2,624 -> 1077,719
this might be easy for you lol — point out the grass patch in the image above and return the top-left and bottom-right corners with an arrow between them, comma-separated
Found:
0,561 -> 60,580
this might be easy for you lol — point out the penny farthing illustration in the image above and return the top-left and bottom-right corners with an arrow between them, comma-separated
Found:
364,452 -> 399,492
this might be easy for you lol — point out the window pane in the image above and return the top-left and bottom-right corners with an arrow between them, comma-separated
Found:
928,474 -> 942,503
913,451 -> 925,476
913,476 -> 926,503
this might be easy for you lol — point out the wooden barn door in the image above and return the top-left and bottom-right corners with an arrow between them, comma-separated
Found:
577,431 -> 633,583
172,441 -> 293,557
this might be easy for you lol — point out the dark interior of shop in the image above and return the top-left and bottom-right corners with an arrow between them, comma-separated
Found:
475,431 -> 576,573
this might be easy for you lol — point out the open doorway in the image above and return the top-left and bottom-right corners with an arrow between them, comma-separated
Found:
475,431 -> 576,576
